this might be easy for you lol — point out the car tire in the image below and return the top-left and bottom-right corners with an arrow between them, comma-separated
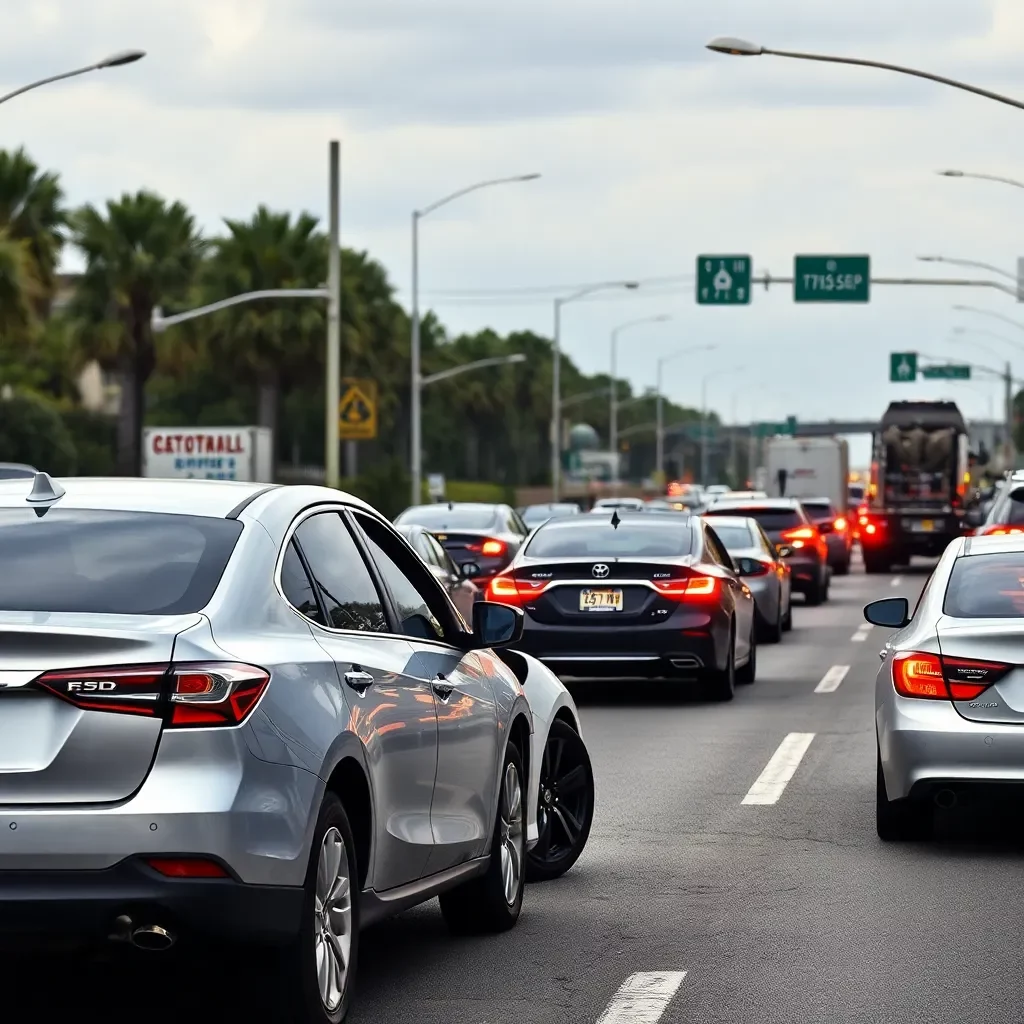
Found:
271,792 -> 360,1024
833,558 -> 851,577
440,739 -> 526,934
863,551 -> 890,574
736,622 -> 757,684
526,721 -> 594,883
782,598 -> 793,632
876,749 -> 930,842
705,624 -> 736,702
804,581 -> 823,607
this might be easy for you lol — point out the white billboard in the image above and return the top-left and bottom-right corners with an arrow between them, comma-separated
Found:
142,427 -> 273,482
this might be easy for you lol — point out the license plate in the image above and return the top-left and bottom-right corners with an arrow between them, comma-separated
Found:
919,520 -> 934,532
579,588 -> 623,612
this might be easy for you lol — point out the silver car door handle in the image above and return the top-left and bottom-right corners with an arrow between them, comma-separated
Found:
432,676 -> 454,701
344,670 -> 374,694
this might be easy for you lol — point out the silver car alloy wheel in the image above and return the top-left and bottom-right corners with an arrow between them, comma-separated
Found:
500,761 -> 524,905
314,826 -> 353,1012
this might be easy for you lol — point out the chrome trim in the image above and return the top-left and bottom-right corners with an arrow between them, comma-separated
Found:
0,670 -> 43,690
541,579 -> 662,591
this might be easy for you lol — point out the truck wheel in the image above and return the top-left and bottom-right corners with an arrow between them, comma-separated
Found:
804,582 -> 823,607
863,551 -> 890,574
833,559 -> 850,577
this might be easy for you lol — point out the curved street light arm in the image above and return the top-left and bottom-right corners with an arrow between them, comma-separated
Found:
954,305 -> 1024,333
418,174 -> 540,218
421,353 -> 526,387
938,170 -> 1024,191
758,45 -> 1024,113
152,288 -> 328,333
0,51 -> 146,106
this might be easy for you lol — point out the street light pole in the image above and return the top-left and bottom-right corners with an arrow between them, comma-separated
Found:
409,173 -> 540,507
325,141 -> 341,489
421,353 -> 526,387
609,314 -> 670,488
655,344 -> 717,483
551,281 -> 640,501
918,255 -> 1015,282
938,170 -> 1024,191
0,50 -> 146,106
706,37 -> 1024,111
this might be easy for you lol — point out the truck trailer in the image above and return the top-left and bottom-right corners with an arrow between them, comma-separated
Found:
765,436 -> 850,512
860,401 -> 969,573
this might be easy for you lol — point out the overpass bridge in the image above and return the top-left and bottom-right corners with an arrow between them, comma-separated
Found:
661,418 -> 1006,442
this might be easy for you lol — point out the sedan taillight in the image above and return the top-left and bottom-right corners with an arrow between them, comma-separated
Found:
891,651 -> 1010,701
34,662 -> 270,728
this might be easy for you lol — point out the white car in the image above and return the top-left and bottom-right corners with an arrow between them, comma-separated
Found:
398,524 -> 594,880
590,497 -> 645,513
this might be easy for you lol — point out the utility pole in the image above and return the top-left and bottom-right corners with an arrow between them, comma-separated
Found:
325,141 -> 341,489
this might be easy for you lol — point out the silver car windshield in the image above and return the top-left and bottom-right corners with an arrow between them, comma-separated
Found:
944,553 -> 1024,618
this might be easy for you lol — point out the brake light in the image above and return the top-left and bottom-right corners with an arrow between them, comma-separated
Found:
34,662 -> 270,728
891,651 -> 1010,701
781,526 -> 816,549
485,575 -> 548,605
978,525 -> 1024,537
480,539 -> 506,557
652,574 -> 719,600
145,857 -> 229,879
834,517 -> 847,532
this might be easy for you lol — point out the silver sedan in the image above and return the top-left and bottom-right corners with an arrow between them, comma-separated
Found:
0,473 -> 534,1021
867,533 -> 1024,841
703,514 -> 793,641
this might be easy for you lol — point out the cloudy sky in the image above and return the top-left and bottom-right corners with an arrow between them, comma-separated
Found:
6,0 -> 1024,465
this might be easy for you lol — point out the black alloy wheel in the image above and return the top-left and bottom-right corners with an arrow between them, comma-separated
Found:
527,720 -> 595,882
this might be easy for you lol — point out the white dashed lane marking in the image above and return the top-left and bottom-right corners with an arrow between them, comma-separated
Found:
815,665 -> 850,693
851,624 -> 873,642
596,972 -> 688,1024
742,733 -> 816,805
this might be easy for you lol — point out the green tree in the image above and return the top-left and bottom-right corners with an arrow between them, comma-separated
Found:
200,207 -> 326,464
0,231 -> 38,344
69,191 -> 206,475
0,391 -> 77,474
0,147 -> 65,314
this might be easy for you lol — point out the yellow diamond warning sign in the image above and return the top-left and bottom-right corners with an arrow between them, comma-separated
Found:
339,378 -> 378,441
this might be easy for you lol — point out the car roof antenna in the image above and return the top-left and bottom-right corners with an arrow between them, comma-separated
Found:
611,510 -> 621,529
448,500 -> 454,510
26,471 -> 65,517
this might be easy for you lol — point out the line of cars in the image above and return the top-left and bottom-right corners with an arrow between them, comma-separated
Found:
394,489 -> 855,704
0,477 -> 595,1024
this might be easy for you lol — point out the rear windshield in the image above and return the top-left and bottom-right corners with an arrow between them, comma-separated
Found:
708,524 -> 755,550
523,505 -> 576,526
801,502 -> 835,520
0,509 -> 242,614
395,506 -> 498,530
944,553 -> 1024,618
705,507 -> 803,532
526,521 -> 693,558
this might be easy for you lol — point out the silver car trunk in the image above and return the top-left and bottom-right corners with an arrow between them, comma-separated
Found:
0,611 -> 202,804
935,617 -> 1024,726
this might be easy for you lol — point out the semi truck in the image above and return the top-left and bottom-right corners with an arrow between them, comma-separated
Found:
859,401 -> 969,573
765,436 -> 850,512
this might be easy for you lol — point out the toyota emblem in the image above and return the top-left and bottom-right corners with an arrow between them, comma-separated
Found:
592,563 -> 610,579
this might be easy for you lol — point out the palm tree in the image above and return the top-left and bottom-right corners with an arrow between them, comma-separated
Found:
0,230 -> 38,344
0,148 -> 65,313
69,191 -> 205,475
201,207 -> 327,461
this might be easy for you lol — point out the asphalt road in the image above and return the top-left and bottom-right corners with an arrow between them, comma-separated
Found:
13,554 -> 1024,1022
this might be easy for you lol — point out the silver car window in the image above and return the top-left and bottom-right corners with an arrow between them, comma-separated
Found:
352,514 -> 451,643
293,512 -> 388,633
280,540 -> 325,625
425,533 -> 454,573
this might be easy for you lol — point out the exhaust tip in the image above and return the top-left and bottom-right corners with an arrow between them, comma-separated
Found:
130,924 -> 176,951
934,788 -> 958,810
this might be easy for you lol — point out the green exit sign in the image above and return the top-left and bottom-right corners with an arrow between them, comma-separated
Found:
696,255 -> 752,305
922,364 -> 971,380
890,352 -> 917,382
794,255 -> 870,303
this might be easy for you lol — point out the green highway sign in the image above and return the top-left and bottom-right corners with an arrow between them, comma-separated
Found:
696,255 -> 752,305
756,416 -> 797,438
794,255 -> 870,303
890,352 -> 917,382
921,364 -> 971,380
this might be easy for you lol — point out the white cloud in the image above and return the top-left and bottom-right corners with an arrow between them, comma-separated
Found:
1,0 -> 1021,467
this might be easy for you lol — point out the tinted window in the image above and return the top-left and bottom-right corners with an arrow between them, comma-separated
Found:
708,524 -> 755,550
424,534 -> 452,572
988,487 -> 1024,526
280,540 -> 324,624
523,505 -> 577,527
294,513 -> 387,632
395,505 -> 498,531
526,521 -> 693,558
944,553 -> 1024,618
0,509 -> 241,614
703,528 -> 733,569
801,502 -> 835,521
705,507 -> 803,532
354,514 -> 448,642
0,467 -> 34,479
